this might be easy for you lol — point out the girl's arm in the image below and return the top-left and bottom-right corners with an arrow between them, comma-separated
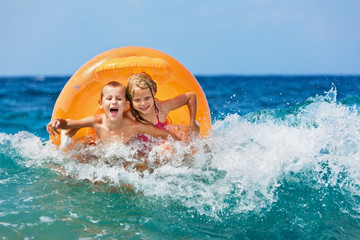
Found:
46,115 -> 99,137
159,92 -> 199,134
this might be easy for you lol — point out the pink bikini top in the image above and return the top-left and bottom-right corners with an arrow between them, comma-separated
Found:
154,107 -> 167,130
136,107 -> 169,143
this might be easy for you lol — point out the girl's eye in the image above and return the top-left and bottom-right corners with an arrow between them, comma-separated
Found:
145,97 -> 151,101
134,99 -> 141,103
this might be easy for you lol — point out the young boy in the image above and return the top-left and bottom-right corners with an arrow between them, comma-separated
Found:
46,81 -> 180,143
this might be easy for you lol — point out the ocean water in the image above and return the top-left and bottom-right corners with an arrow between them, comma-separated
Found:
1,75 -> 360,239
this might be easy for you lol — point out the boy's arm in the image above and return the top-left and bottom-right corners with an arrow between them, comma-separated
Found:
46,116 -> 99,137
160,92 -> 199,134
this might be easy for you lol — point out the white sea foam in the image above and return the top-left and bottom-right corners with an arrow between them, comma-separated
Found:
39,216 -> 54,224
3,88 -> 360,217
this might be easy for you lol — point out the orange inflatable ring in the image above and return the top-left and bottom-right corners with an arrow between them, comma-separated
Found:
50,46 -> 212,146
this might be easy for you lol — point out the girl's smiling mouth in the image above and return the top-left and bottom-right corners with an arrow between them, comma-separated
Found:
139,105 -> 150,112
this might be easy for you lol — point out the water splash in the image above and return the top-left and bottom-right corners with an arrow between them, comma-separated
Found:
2,88 -> 360,220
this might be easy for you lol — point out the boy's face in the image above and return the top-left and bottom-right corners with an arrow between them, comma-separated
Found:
99,86 -> 127,120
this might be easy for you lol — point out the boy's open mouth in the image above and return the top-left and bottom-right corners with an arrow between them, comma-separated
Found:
110,107 -> 118,116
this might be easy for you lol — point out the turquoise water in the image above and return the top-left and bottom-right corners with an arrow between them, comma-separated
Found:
1,76 -> 360,239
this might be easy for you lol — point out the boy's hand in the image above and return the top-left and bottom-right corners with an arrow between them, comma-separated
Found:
46,119 -> 61,136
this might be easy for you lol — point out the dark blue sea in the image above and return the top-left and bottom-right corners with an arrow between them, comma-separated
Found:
1,75 -> 360,239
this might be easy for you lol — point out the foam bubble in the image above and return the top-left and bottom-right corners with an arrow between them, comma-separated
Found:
39,216 -> 54,224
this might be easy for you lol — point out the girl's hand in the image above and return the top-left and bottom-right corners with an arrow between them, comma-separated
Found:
189,120 -> 200,135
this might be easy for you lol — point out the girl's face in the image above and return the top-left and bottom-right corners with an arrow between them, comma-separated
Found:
99,86 -> 127,120
131,87 -> 154,115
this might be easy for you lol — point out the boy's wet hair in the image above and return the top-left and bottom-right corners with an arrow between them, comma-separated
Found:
100,81 -> 125,100
126,72 -> 158,126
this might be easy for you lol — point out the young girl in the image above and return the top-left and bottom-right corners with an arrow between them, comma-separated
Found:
125,72 -> 200,138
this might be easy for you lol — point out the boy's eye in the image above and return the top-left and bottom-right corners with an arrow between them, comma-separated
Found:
116,97 -> 122,101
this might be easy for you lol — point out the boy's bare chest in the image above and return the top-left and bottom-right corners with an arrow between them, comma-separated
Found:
95,125 -> 132,143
